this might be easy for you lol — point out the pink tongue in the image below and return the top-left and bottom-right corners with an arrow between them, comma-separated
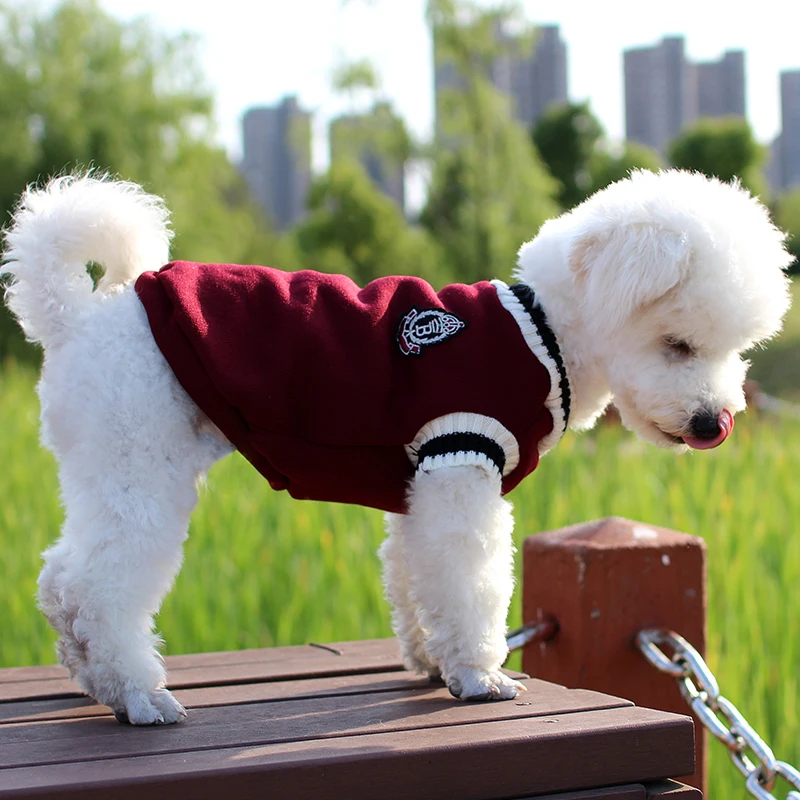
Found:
683,410 -> 734,450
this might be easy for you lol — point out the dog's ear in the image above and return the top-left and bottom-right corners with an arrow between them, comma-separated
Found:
569,224 -> 691,330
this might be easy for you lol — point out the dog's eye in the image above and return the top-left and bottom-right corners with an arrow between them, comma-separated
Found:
663,336 -> 695,358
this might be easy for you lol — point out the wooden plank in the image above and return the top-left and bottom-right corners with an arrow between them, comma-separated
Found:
645,781 -> 702,798
0,671 -> 433,724
0,665 -> 69,684
0,668 -> 530,725
0,639 -> 406,702
161,638 -> 400,669
0,707 -> 695,800
0,639 -> 401,684
0,679 -> 633,767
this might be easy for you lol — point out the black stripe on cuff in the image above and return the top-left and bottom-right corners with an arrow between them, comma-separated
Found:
509,282 -> 571,429
416,432 -> 506,476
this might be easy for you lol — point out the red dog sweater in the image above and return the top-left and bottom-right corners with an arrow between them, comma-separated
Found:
135,263 -> 571,513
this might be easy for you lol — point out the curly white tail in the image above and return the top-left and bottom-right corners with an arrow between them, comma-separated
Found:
1,174 -> 172,348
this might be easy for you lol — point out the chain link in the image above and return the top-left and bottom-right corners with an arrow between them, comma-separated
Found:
637,628 -> 800,800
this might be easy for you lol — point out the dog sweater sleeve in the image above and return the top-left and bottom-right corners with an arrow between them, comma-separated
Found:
405,413 -> 520,480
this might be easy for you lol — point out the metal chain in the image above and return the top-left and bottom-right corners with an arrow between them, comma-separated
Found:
637,628 -> 800,800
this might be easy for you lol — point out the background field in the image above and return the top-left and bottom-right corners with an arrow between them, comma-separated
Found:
2,348 -> 799,794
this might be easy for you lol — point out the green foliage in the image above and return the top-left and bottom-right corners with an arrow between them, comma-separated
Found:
332,58 -> 381,94
588,141 -> 663,194
532,102 -> 603,209
419,153 -> 469,260
774,190 -> 800,275
163,143 -> 296,269
295,159 -> 448,286
532,102 -> 662,210
423,0 -> 559,283
747,280 -> 800,395
0,0 -> 211,210
330,101 -> 411,178
0,0 -> 289,361
668,117 -> 767,197
2,362 -> 798,799
428,0 -> 533,75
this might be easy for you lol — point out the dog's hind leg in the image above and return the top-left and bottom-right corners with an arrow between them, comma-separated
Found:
34,291 -> 231,724
401,465 -> 525,701
379,513 -> 440,678
39,444 -> 216,725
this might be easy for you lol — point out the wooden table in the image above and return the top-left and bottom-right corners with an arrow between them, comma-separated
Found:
0,639 -> 699,799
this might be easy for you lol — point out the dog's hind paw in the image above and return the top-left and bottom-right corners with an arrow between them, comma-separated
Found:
113,688 -> 187,725
446,667 -> 527,702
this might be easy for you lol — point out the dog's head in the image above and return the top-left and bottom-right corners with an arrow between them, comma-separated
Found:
520,169 -> 793,450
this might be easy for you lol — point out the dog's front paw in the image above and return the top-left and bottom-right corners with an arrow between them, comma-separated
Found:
113,688 -> 187,725
446,667 -> 526,701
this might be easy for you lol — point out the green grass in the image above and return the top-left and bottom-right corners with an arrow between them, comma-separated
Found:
2,362 -> 798,796
747,281 -> 800,398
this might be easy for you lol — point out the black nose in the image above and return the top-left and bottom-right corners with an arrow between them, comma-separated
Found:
690,410 -> 721,439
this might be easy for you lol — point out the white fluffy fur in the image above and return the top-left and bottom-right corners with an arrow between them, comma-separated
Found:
1,170 -> 792,723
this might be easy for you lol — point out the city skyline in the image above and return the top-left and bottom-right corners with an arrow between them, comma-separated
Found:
624,36 -> 746,155
241,46 -> 800,227
241,22 -> 800,226
97,0 -> 800,168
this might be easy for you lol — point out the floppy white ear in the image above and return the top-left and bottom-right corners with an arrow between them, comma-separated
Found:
569,224 -> 691,331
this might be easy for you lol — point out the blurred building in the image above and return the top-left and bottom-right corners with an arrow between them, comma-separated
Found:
434,23 -> 568,138
330,104 -> 406,210
492,24 -> 568,129
624,37 -> 691,155
693,50 -> 746,119
778,70 -> 800,190
766,135 -> 783,193
624,36 -> 745,154
240,97 -> 312,230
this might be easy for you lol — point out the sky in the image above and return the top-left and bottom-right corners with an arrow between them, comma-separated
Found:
96,0 -> 800,167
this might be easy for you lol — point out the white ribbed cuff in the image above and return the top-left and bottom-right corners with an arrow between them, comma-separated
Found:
405,412 -> 519,478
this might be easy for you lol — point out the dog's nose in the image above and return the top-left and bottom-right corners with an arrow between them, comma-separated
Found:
689,410 -> 721,440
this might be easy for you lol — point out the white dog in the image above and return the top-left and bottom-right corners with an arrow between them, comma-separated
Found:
1,170 -> 792,725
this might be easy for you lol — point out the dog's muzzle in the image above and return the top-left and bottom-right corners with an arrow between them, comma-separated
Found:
681,409 -> 734,450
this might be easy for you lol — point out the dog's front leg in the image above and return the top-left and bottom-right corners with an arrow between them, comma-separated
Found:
399,464 -> 524,701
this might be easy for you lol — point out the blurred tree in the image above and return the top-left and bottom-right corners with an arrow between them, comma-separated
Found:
330,100 -> 411,171
588,141 -> 663,195
165,143 -> 298,269
419,154 -> 468,254
422,0 -> 559,283
295,160 -> 448,287
0,0 -> 211,211
330,56 -> 411,220
532,101 -> 662,209
668,117 -> 767,197
532,101 -> 603,209
774,190 -> 800,274
0,0 -> 289,360
332,58 -> 381,96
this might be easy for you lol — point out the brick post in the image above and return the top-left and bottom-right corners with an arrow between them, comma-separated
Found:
522,517 -> 706,793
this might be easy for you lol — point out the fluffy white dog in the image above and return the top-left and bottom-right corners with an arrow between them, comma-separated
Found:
1,170 -> 792,725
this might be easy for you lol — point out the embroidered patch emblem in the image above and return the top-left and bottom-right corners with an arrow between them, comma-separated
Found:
397,307 -> 466,356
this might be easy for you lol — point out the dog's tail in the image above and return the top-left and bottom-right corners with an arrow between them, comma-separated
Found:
1,174 -> 172,348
